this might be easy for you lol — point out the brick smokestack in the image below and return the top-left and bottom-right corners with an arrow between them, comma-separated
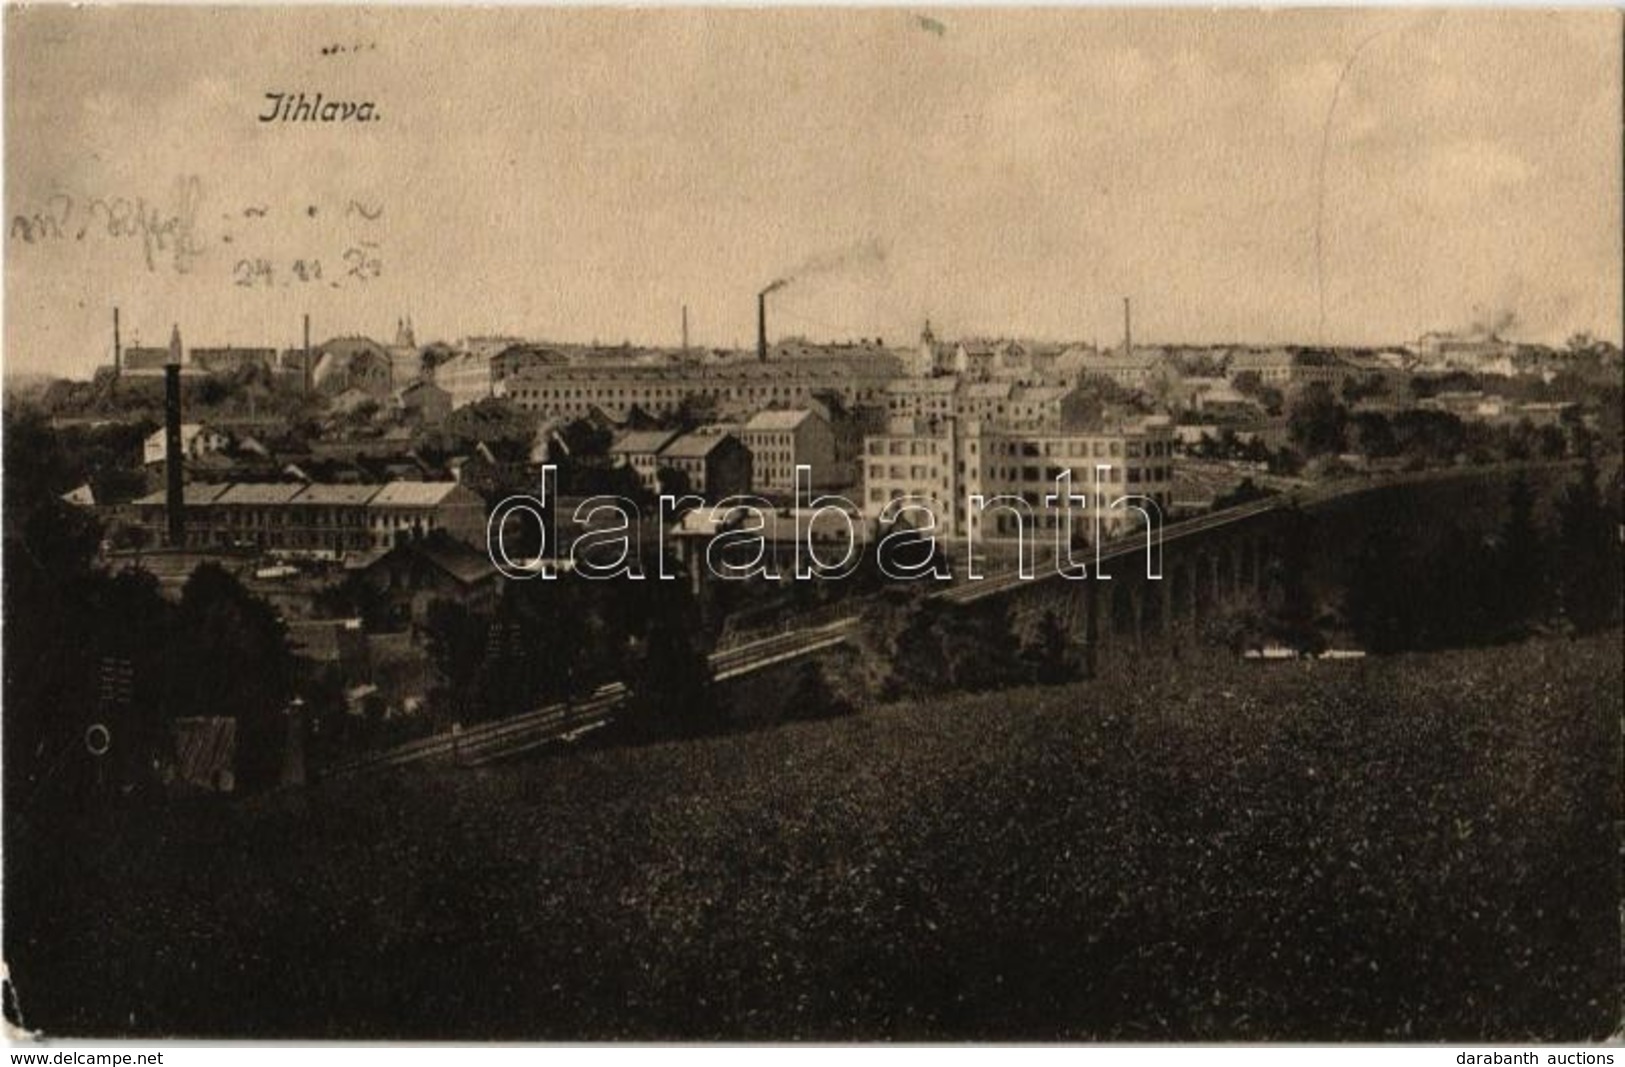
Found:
1123,296 -> 1133,358
164,324 -> 185,547
110,307 -> 121,401
757,290 -> 768,363
303,313 -> 312,393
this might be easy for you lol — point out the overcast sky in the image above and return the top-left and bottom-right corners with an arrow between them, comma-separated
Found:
5,7 -> 1621,378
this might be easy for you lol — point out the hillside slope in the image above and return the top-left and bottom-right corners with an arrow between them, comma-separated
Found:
7,634 -> 1620,1040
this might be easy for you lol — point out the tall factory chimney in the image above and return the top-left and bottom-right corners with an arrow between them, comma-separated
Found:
302,313 -> 312,393
110,307 -> 122,401
757,291 -> 768,363
164,324 -> 186,548
1122,296 -> 1133,358
682,304 -> 690,352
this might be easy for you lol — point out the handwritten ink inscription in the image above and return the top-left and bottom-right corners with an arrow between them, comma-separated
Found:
233,242 -> 382,289
10,175 -> 385,288
9,176 -> 206,273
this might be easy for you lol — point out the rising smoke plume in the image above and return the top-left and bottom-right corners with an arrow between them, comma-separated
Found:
1467,306 -> 1519,340
761,238 -> 889,296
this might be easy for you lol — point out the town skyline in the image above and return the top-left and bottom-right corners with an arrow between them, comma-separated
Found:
7,7 -> 1623,379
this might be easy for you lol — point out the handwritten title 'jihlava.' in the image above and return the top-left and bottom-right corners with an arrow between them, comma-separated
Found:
258,92 -> 379,123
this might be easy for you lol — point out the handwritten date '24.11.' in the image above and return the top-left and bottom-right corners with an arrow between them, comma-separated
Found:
8,174 -> 384,288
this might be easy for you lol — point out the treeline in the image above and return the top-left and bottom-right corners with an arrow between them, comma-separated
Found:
849,593 -> 1081,704
1288,381 -> 1606,466
1342,459 -> 1623,652
2,408 -> 156,514
418,567 -> 723,742
3,501 -> 298,811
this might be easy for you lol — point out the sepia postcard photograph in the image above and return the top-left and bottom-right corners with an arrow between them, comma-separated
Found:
2,3 -> 1622,1047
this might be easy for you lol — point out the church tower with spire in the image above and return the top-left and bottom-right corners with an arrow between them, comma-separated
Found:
914,318 -> 938,377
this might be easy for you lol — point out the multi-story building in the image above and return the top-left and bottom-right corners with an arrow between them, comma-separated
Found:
284,484 -> 383,555
1225,348 -> 1356,390
860,421 -> 960,536
121,346 -> 173,374
313,338 -> 394,400
365,482 -> 487,550
656,432 -> 752,500
1072,349 -> 1174,390
505,355 -> 900,421
884,378 -> 960,423
739,408 -> 837,491
965,382 -> 1073,428
885,379 -> 1083,431
491,345 -> 567,391
432,351 -> 495,410
1413,331 -> 1515,370
190,347 -> 278,376
948,340 -> 1030,381
130,481 -> 486,557
395,379 -> 453,426
608,430 -> 680,494
861,417 -> 1175,548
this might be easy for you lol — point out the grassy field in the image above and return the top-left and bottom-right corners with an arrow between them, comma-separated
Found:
6,633 -> 1620,1041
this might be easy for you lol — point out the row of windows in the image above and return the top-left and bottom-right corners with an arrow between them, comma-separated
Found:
866,436 -> 1171,461
509,383 -> 883,405
859,490 -> 1172,518
981,438 -> 1171,459
979,495 -> 1172,533
867,464 -> 942,481
144,505 -> 442,531
175,530 -> 376,551
982,464 -> 1171,485
868,439 -> 948,457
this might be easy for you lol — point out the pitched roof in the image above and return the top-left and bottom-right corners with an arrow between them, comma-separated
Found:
411,539 -> 499,585
286,619 -> 366,663
1083,351 -> 1167,371
492,344 -> 568,366
318,337 -> 389,360
742,409 -> 819,432
143,422 -> 224,447
609,429 -> 679,455
1052,346 -> 1098,374
294,484 -> 381,505
368,481 -> 466,507
350,538 -> 497,584
216,482 -> 306,505
133,483 -> 232,507
398,378 -> 448,398
1012,385 -> 1069,402
660,431 -> 738,460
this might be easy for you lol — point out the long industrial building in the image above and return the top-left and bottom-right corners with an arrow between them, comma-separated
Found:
130,481 -> 488,558
504,355 -> 902,420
